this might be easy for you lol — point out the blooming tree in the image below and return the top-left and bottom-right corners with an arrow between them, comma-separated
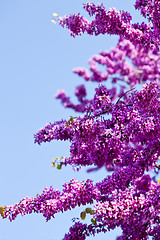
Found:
1,0 -> 160,239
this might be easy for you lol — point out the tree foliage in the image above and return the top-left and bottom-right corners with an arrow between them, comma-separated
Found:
1,1 -> 160,239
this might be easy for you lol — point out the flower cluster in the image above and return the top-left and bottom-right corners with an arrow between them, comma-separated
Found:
35,82 -> 160,171
59,2 -> 160,50
63,221 -> 107,240
94,181 -> 160,239
3,179 -> 100,222
135,0 -> 160,41
57,37 -> 160,112
55,85 -> 90,112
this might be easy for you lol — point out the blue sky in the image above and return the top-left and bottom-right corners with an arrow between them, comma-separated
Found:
0,1 -> 144,239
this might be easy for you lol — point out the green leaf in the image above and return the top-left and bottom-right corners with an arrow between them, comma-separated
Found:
80,211 -> 86,220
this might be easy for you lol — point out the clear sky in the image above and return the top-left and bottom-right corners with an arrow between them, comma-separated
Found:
0,1 -> 144,239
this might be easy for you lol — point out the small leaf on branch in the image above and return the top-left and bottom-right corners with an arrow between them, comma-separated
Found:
85,207 -> 94,214
65,116 -> 77,127
57,164 -> 62,169
70,116 -> 75,122
51,13 -> 59,24
51,19 -> 56,24
53,13 -> 59,17
0,206 -> 5,218
80,211 -> 86,220
91,218 -> 97,225
51,161 -> 55,168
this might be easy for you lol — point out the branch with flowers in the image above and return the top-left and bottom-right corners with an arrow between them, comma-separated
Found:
1,0 -> 160,239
